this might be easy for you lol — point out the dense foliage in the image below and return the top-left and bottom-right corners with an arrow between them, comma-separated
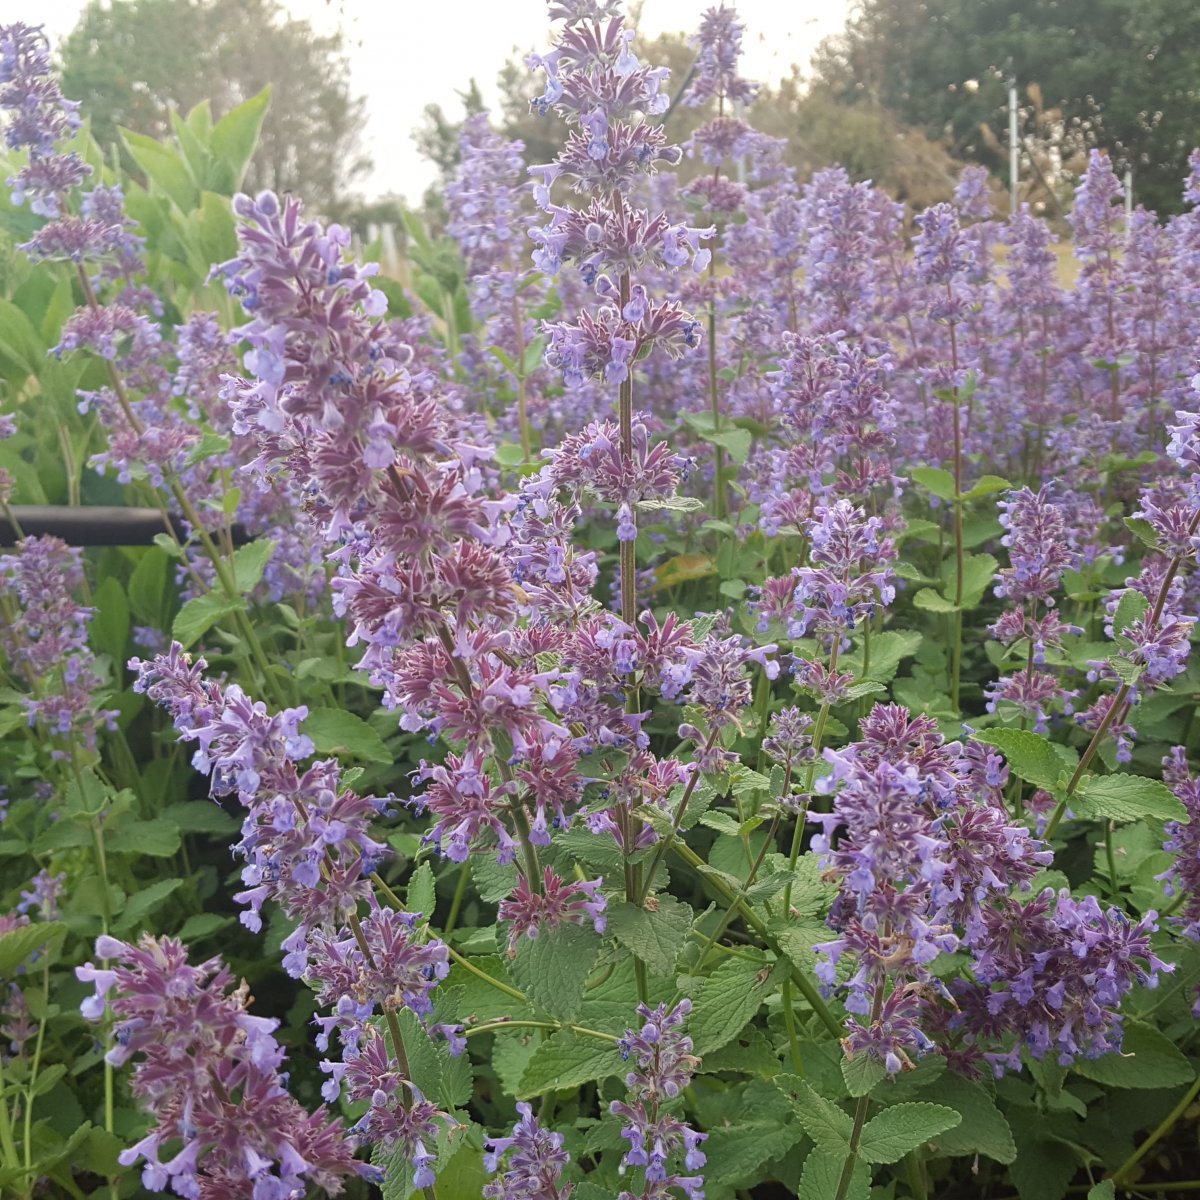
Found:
814,0 -> 1200,214
1,4 -> 1200,1199
61,0 -> 369,214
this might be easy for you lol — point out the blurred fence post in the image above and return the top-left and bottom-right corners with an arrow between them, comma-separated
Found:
1009,77 -> 1019,214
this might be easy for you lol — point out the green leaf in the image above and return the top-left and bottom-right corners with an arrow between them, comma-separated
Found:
120,127 -> 197,210
1124,516 -> 1160,550
184,430 -> 231,469
162,801 -> 238,836
1073,1019 -> 1195,1088
516,1030 -> 623,1098
194,190 -> 237,263
859,1102 -> 960,1163
913,588 -> 958,613
509,922 -> 600,1023
964,474 -> 1012,499
407,862 -> 436,921
958,552 -> 999,608
1074,774 -> 1187,824
1112,588 -> 1149,636
709,425 -> 753,466
690,957 -> 773,1055
636,495 -> 705,513
211,87 -> 270,190
654,554 -> 716,590
114,878 -> 183,934
606,894 -> 692,977
128,547 -> 172,627
1088,1183 -> 1116,1200
920,1073 -> 1016,1163
233,539 -> 277,594
857,629 -> 923,683
89,576 -> 129,663
107,817 -> 182,858
910,466 -> 957,501
393,1007 -> 472,1111
493,442 -> 525,467
172,592 -> 245,648
0,922 -> 66,974
842,1053 -> 886,1097
971,729 -> 1070,792
798,1147 -> 870,1200
777,1075 -> 852,1150
303,709 -> 391,764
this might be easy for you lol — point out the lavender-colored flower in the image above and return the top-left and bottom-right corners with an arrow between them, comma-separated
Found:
132,645 -> 386,968
76,934 -> 375,1197
483,1102 -> 572,1200
498,866 -> 607,950
0,536 -> 119,755
611,1000 -> 706,1200
682,4 -> 758,109
1159,748 -> 1200,1014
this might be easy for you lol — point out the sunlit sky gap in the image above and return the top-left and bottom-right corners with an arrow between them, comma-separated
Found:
32,0 -> 851,201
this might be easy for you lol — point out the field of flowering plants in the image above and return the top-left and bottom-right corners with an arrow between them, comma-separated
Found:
3,1 -> 1200,1197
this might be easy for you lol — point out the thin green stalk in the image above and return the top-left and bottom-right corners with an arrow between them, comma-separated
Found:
1044,509 -> 1200,841
684,814 -> 780,981
780,980 -> 805,1076
348,912 -> 437,1200
444,944 -> 527,1004
22,962 -> 51,1179
832,985 -> 886,1200
0,1054 -> 20,1172
443,861 -> 471,938
670,840 -> 842,1039
463,1019 -> 617,1043
1110,1075 -> 1200,1186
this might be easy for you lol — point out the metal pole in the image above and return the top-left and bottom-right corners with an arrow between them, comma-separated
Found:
1124,166 -> 1133,222
1008,77 -> 1019,214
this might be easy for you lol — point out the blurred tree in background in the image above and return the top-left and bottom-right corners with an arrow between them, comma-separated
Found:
813,0 -> 1200,213
416,29 -> 967,224
61,0 -> 370,213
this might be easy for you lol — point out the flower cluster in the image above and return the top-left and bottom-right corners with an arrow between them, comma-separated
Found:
0,536 -> 118,755
611,1000 -> 706,1199
76,934 -> 376,1198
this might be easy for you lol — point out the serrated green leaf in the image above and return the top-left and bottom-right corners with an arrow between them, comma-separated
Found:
1087,1182 -> 1116,1200
910,466 -> 957,501
509,922 -> 600,1023
1074,774 -> 1187,824
918,1073 -> 1016,1163
842,1053 -> 886,1097
172,592 -> 245,648
691,956 -> 773,1055
777,1075 -> 852,1150
798,1147 -> 870,1200
637,495 -> 705,513
1073,1019 -> 1195,1088
184,431 -> 231,468
0,922 -> 66,974
303,709 -> 391,764
913,588 -> 958,613
1112,588 -> 1149,638
407,862 -> 436,921
859,1101 -> 960,1163
606,894 -> 692,977
233,539 -> 277,594
965,474 -> 1012,499
971,728 -> 1071,792
493,442 -> 525,467
516,1030 -> 623,1098
1123,516 -> 1160,550
161,801 -> 238,836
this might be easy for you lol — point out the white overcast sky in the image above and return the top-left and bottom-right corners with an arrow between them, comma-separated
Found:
29,0 -> 852,202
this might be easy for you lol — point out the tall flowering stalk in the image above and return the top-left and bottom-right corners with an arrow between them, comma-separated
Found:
527,0 -> 710,975
76,934 -> 377,1198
